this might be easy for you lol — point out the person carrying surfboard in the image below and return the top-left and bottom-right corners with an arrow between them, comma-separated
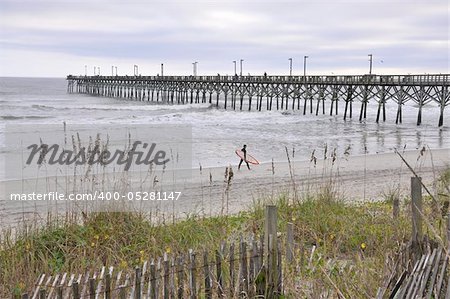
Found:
238,144 -> 251,170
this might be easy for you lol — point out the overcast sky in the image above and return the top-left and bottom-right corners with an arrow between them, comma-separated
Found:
0,0 -> 448,77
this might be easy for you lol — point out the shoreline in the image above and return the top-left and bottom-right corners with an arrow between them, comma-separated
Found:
1,147 -> 449,228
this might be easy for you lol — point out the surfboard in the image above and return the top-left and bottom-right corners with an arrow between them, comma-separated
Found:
235,149 -> 259,165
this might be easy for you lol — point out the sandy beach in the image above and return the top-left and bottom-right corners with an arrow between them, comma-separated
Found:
1,147 -> 448,228
181,147 -> 449,213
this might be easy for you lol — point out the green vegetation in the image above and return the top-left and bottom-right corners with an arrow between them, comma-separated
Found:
2,168 -> 449,298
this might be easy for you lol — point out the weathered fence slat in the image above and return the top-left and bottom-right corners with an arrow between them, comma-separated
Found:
239,236 -> 248,297
434,254 -> 448,298
170,257 -> 176,298
417,248 -> 437,296
286,222 -> 294,263
229,243 -> 235,298
216,246 -> 224,298
89,277 -> 96,299
248,238 -> 256,298
115,270 -> 123,292
177,255 -> 184,299
56,285 -> 63,299
32,274 -> 45,299
79,272 -> 90,298
203,251 -> 212,299
411,176 -> 423,253
94,268 -> 104,299
72,281 -> 80,299
277,241 -> 283,295
134,267 -> 142,299
48,273 -> 60,299
425,247 -> 442,299
407,254 -> 426,297
118,285 -> 126,299
189,249 -> 196,299
163,254 -> 170,299
63,274 -> 75,299
105,273 -> 112,299
38,289 -> 45,299
140,261 -> 148,299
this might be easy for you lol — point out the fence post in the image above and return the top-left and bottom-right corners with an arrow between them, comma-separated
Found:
411,177 -> 423,253
286,222 -> 294,263
264,205 -> 278,257
265,205 -> 278,298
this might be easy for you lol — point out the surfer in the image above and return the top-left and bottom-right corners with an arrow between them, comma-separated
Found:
238,144 -> 251,170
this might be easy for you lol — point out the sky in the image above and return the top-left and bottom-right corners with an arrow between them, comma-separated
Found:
0,0 -> 448,77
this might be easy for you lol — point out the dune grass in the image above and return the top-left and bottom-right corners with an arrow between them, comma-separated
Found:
2,167 -> 449,298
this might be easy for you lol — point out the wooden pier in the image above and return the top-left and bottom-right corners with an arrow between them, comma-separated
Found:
67,74 -> 449,126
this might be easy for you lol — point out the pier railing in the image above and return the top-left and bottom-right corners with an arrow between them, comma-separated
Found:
68,74 -> 449,86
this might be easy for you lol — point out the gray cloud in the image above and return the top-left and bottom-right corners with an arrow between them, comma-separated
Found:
0,0 -> 448,77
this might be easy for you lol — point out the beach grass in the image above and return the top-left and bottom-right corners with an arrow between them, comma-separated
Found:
2,166 -> 449,298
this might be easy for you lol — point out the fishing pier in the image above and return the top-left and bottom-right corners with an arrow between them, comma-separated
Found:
67,74 -> 449,126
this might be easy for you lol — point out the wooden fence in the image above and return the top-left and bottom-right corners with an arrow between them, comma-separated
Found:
385,245 -> 449,298
14,176 -> 450,298
376,176 -> 450,298
18,206 -> 291,299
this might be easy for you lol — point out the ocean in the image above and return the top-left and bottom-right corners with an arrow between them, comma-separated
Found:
1,77 -> 448,174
